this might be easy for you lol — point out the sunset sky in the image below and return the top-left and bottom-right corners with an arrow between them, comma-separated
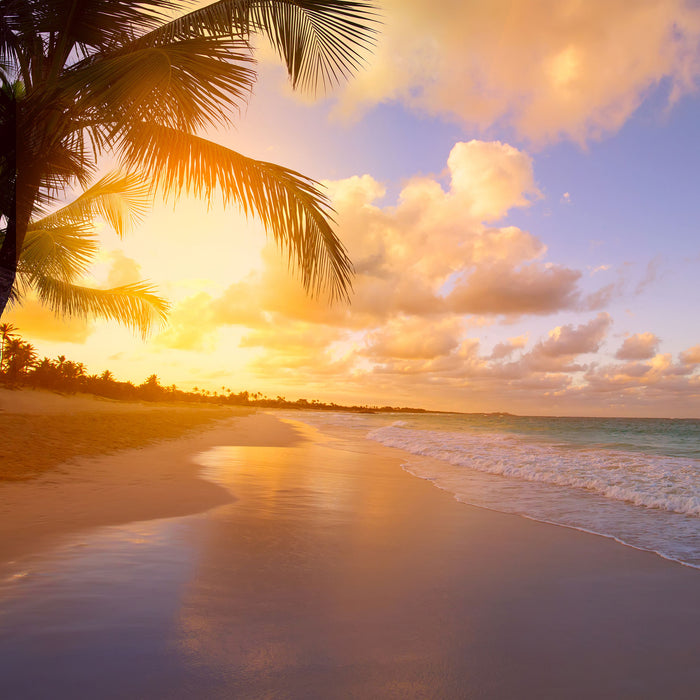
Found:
9,0 -> 700,417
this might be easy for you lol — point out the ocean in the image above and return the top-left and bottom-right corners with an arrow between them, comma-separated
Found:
276,410 -> 700,568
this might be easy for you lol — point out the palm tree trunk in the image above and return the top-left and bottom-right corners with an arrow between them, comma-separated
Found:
0,196 -> 18,317
0,264 -> 15,317
0,176 -> 37,317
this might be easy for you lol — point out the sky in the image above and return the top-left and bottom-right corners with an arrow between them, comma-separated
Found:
8,0 -> 700,417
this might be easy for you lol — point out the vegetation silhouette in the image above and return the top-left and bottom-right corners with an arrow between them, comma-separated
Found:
1,324 -> 427,414
0,0 -> 378,323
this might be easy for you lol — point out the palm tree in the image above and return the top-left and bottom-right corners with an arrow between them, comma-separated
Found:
15,171 -> 168,335
31,355 -> 58,387
0,321 -> 17,371
0,0 -> 377,319
2,336 -> 37,378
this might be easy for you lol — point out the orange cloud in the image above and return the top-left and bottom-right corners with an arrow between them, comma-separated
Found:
5,298 -> 93,344
155,277 -> 268,351
615,332 -> 661,360
517,313 -> 611,373
240,323 -> 343,353
445,141 -> 541,220
448,262 -> 581,316
162,141 -> 582,346
335,0 -> 700,143
535,313 -> 611,358
212,140 -> 560,329
155,291 -> 218,351
490,334 -> 528,360
152,142 -> 609,386
137,137 -> 699,415
680,344 -> 700,366
583,351 -> 699,397
365,317 -> 463,359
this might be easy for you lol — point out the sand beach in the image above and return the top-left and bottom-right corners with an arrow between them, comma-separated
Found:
0,392 -> 698,698
0,389 -> 300,561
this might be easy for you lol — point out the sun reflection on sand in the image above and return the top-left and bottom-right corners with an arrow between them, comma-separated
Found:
171,431 -> 486,694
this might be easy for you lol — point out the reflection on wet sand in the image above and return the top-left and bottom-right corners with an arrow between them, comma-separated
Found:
177,431 -> 480,696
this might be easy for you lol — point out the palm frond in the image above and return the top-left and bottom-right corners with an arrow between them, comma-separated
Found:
0,12 -> 19,70
21,125 -> 97,211
10,170 -> 168,334
3,1 -> 176,58
2,0 -> 376,319
119,122 -> 353,300
32,274 -> 169,337
30,171 -> 150,237
60,36 -> 255,135
246,0 -> 379,92
132,0 -> 379,93
20,222 -> 98,282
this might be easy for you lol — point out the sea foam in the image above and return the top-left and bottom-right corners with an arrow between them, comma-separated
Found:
367,424 -> 700,518
272,410 -> 700,567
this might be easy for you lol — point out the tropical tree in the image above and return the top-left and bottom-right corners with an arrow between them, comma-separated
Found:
53,357 -> 86,391
15,171 -> 168,335
55,354 -> 66,372
139,372 -> 163,400
30,355 -> 60,387
0,0 -> 377,320
0,321 -> 17,370
2,336 -> 37,379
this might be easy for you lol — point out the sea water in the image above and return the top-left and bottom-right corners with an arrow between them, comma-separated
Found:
276,411 -> 700,568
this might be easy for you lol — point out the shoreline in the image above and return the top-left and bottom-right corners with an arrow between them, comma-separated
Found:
287,414 -> 700,572
303,409 -> 699,570
3,394 -> 696,572
400,463 -> 700,571
0,409 -> 698,696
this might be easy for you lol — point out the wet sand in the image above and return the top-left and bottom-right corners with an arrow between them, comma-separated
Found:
0,410 -> 698,698
175,423 -> 700,699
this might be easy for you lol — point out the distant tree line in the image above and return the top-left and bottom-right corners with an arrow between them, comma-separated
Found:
0,323 -> 426,414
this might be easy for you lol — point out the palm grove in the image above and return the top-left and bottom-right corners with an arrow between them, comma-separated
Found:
1,322 -> 425,413
0,0 -> 376,337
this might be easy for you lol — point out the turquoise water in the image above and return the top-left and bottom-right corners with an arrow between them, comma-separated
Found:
371,413 -> 700,459
278,411 -> 700,568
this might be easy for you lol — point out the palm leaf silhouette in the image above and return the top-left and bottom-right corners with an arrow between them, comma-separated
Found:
12,172 -> 168,335
1,0 -> 378,315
